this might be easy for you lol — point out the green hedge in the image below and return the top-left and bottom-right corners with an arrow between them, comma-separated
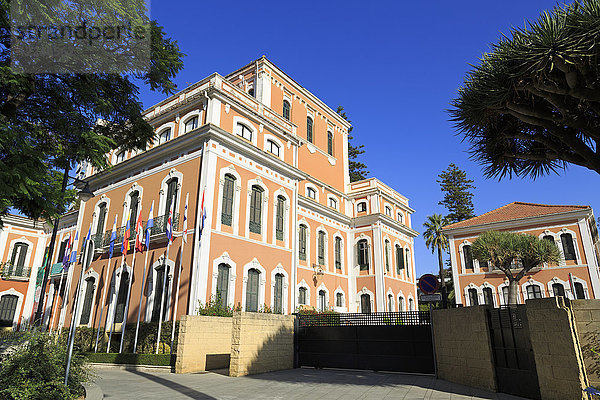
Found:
62,321 -> 179,355
85,352 -> 173,366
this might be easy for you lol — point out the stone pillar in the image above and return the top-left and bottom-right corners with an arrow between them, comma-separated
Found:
571,299 -> 600,389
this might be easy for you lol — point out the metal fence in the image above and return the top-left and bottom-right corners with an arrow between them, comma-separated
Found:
297,311 -> 430,327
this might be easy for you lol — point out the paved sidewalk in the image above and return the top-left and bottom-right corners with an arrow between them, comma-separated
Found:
95,367 -> 528,399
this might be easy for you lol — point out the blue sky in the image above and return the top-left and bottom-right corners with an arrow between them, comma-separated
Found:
138,0 -> 600,277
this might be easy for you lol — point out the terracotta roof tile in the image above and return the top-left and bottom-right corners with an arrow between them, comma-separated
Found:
443,202 -> 589,230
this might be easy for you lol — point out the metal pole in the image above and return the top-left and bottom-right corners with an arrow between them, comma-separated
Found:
170,242 -> 184,354
49,271 -> 66,332
94,258 -> 113,353
119,236 -> 139,353
36,165 -> 70,326
133,243 -> 151,353
106,252 -> 126,353
155,244 -> 170,354
429,302 -> 438,378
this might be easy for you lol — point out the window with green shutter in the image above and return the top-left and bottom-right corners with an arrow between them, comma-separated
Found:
9,242 -> 28,275
114,270 -> 130,323
463,245 -> 474,269
246,268 -> 260,312
274,273 -> 283,314
561,233 -> 576,261
151,264 -> 170,322
129,191 -> 139,227
165,178 -> 178,214
0,295 -> 18,327
283,100 -> 290,120
79,277 -> 96,325
276,196 -> 285,241
298,287 -> 306,305
249,186 -> 263,234
358,240 -> 369,271
385,240 -> 390,272
318,231 -> 325,265
306,117 -> 313,143
335,237 -> 342,270
217,264 -> 230,306
299,225 -> 307,261
327,131 -> 333,155
96,203 -> 107,234
396,245 -> 404,274
221,175 -> 235,226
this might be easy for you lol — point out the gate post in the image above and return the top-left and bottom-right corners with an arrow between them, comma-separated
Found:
293,313 -> 299,369
429,303 -> 438,378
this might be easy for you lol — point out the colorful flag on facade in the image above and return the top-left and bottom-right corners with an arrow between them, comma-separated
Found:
122,211 -> 131,254
166,202 -> 173,244
145,201 -> 154,249
69,231 -> 79,264
182,193 -> 189,244
135,206 -> 144,252
109,215 -> 117,258
62,233 -> 72,270
199,189 -> 206,239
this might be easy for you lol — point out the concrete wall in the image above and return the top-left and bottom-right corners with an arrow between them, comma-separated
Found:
571,299 -> 600,388
526,297 -> 588,400
175,315 -> 232,374
229,312 -> 295,377
432,306 -> 496,392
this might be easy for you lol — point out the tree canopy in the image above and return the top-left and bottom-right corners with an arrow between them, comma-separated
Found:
450,0 -> 600,179
336,106 -> 368,182
437,163 -> 476,224
0,1 -> 185,226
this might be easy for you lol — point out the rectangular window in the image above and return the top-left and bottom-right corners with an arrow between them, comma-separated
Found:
129,192 -> 139,228
221,175 -> 235,226
276,197 -> 285,241
249,186 -> 263,234
385,241 -> 390,272
0,295 -> 18,327
396,246 -> 405,273
165,179 -> 178,214
561,233 -> 576,261
216,264 -> 230,307
298,287 -> 306,305
318,231 -> 325,265
463,245 -> 474,269
335,237 -> 342,270
358,240 -> 369,271
299,225 -> 307,261
96,203 -> 107,234
274,274 -> 283,314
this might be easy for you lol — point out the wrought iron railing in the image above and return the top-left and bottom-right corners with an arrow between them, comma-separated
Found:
1,263 -> 31,279
297,311 -> 431,327
249,220 -> 261,234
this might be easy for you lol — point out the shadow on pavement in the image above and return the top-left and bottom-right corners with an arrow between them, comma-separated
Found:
129,369 -> 216,399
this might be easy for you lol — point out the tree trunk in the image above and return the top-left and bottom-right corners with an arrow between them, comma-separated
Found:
437,244 -> 447,308
508,279 -> 519,305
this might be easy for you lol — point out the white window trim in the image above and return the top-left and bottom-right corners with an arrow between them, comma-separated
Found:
479,282 -> 498,307
333,286 -> 346,312
178,110 -> 202,136
522,279 -> 546,301
155,122 -> 175,146
558,228 -> 582,265
383,237 -> 392,274
297,219 -> 311,265
91,195 -> 111,235
305,183 -> 319,202
404,245 -> 413,280
498,281 -> 521,305
245,178 -> 269,242
77,269 -> 99,327
393,240 -> 404,279
547,277 -> 571,299
211,252 -> 237,308
145,257 -> 175,322
397,211 -> 404,224
316,283 -> 330,312
355,234 -> 372,273
113,149 -> 127,165
315,226 -> 328,269
458,240 -> 474,274
0,289 -> 24,330
271,189 -> 290,247
397,290 -> 406,311
327,194 -> 339,211
464,283 -> 481,306
233,116 -> 258,146
356,201 -> 368,214
6,237 -> 33,270
263,134 -> 285,160
297,279 -> 310,308
121,183 -> 143,228
215,166 -> 242,235
539,230 -> 565,266
241,259 -> 266,311
570,275 -> 590,299
333,232 -> 345,274
386,288 -> 395,311
270,264 -> 289,314
383,202 -> 393,217
357,287 -> 375,313
407,295 -> 416,311
158,170 -> 183,216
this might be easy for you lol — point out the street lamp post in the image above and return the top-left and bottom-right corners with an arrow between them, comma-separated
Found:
33,168 -> 94,328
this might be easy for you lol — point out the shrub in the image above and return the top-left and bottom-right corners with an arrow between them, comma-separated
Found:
197,293 -> 241,317
85,352 -> 173,366
0,330 -> 92,400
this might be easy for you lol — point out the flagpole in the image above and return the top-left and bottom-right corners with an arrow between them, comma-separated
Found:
170,193 -> 188,354
95,215 -> 118,352
134,201 -> 154,354
156,202 -> 174,354
107,252 -> 125,353
49,271 -> 66,332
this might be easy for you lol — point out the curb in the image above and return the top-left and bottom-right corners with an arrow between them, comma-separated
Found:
90,362 -> 173,373
83,382 -> 103,400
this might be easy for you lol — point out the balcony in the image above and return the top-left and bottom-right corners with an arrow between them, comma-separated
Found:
1,264 -> 31,280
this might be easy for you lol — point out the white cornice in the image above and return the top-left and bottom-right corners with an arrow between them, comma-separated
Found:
298,195 -> 351,226
352,213 -> 419,238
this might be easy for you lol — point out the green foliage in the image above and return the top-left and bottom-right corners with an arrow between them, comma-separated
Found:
295,307 -> 338,315
423,214 -> 450,302
0,1 -> 185,226
437,163 -> 476,224
0,330 -> 92,400
450,0 -> 600,179
85,352 -> 172,366
336,106 -> 368,182
197,293 -> 241,317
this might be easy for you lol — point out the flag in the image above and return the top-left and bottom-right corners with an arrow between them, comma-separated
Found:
182,193 -> 189,244
135,206 -> 144,252
69,231 -> 79,264
166,202 -> 173,244
109,216 -> 117,258
145,201 -> 154,249
82,225 -> 91,265
122,211 -> 131,254
199,189 -> 206,239
62,233 -> 72,270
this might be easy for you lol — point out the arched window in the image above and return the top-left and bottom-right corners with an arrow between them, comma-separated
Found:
249,185 -> 263,234
248,88 -> 255,97
9,242 -> 28,275
84,240 -> 94,269
57,239 -> 69,264
543,235 -> 555,243
216,264 -> 230,307
184,116 -> 198,133
80,277 -> 96,325
129,191 -> 139,228
276,196 -> 285,241
358,239 -> 369,271
328,197 -> 337,209
114,270 -> 130,323
282,100 -> 290,121
361,294 -> 371,313
274,273 -> 284,314
246,268 -> 260,312
384,240 -> 391,273
327,131 -> 333,156
397,212 -> 404,223
96,202 -> 108,234
236,122 -> 253,141
267,140 -> 280,157
0,295 -> 18,327
317,231 -> 326,265
398,296 -> 405,311
468,288 -> 479,306
385,206 -> 392,216
221,174 -> 236,226
116,150 -> 126,163
298,287 -> 307,305
463,245 -> 474,270
408,298 -> 415,311
306,117 -> 313,143
334,237 -> 342,270
306,187 -> 316,200
336,292 -> 344,307
396,245 -> 405,274
299,225 -> 307,261
387,294 -> 394,311
552,283 -> 565,297
574,282 -> 586,299
158,128 -> 171,144
560,233 -> 576,261
318,290 -> 327,311
526,284 -> 542,299
165,178 -> 179,214
151,264 -> 170,322
483,287 -> 494,306
357,202 -> 367,213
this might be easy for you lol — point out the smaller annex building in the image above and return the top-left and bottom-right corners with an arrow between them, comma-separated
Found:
443,202 -> 600,306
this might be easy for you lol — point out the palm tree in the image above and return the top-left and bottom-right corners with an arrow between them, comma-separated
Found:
472,231 -> 561,305
423,214 -> 450,303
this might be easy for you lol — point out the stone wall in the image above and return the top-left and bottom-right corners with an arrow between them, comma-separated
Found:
229,312 -> 295,377
571,299 -> 600,388
175,315 -> 232,374
432,306 -> 496,392
525,297 -> 588,400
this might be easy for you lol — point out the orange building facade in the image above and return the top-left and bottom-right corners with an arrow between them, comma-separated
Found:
443,202 -> 600,306
0,57 -> 419,331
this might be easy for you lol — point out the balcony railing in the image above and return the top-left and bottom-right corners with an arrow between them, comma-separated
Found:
83,213 -> 179,253
1,263 -> 31,279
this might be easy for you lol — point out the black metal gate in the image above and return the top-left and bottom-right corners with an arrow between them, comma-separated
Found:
486,306 -> 541,400
296,311 -> 434,374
